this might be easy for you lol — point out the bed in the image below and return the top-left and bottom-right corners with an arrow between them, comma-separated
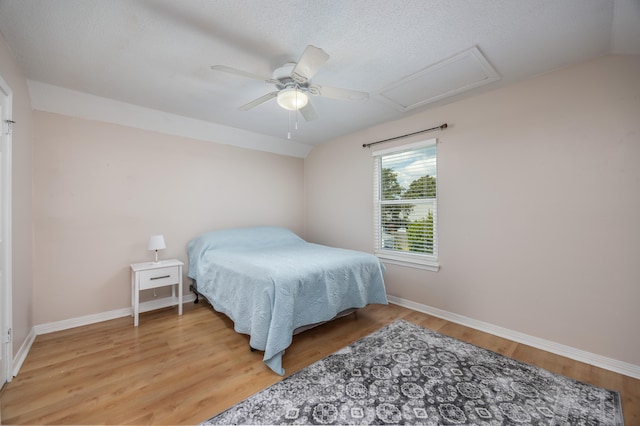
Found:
187,226 -> 387,375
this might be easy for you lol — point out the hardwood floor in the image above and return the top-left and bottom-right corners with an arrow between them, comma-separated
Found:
1,302 -> 638,425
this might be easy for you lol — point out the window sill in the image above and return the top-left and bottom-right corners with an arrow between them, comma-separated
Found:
375,250 -> 440,272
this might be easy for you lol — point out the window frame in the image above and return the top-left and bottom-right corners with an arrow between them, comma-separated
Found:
372,138 -> 440,272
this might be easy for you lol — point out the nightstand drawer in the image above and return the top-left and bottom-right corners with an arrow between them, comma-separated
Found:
138,266 -> 179,290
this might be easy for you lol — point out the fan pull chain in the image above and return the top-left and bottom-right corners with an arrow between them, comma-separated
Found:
295,90 -> 300,130
286,89 -> 303,139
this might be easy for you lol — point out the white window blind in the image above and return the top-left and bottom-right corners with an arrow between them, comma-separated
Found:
373,139 -> 439,271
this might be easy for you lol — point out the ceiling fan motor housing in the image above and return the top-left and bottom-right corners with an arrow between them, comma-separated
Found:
272,63 -> 311,92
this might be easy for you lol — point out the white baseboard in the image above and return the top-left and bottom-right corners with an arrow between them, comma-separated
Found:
13,294 -> 196,376
387,295 -> 640,380
12,327 -> 36,378
33,294 -> 196,335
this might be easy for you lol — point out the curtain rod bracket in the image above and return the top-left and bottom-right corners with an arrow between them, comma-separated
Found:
363,123 -> 447,148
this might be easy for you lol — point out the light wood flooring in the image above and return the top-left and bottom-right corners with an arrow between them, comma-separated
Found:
1,301 -> 638,424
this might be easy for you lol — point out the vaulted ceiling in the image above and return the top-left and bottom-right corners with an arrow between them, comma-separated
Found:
0,0 -> 638,151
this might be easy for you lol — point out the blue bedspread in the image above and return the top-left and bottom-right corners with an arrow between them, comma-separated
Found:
187,227 -> 387,375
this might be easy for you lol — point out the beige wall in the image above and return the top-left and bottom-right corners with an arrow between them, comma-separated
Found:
304,54 -> 640,366
0,33 -> 34,359
33,112 -> 304,324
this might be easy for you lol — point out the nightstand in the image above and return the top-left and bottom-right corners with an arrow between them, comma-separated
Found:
130,259 -> 184,326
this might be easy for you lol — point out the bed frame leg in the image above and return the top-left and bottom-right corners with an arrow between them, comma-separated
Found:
189,283 -> 200,304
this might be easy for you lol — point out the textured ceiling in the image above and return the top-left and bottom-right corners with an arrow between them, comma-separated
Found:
0,0 -> 638,149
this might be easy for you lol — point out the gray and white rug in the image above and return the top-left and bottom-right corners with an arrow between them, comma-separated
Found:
203,319 -> 623,425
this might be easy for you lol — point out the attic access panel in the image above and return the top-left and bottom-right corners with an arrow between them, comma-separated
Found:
377,46 -> 500,112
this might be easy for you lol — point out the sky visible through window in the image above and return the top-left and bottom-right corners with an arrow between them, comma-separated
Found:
382,145 -> 436,192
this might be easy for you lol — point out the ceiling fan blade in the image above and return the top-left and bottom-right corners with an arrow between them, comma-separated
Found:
291,45 -> 329,84
299,101 -> 319,121
310,84 -> 369,101
238,91 -> 278,111
211,65 -> 278,84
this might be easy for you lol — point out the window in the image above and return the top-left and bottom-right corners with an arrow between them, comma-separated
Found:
373,138 -> 439,271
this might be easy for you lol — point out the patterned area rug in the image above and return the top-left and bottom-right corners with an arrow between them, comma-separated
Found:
203,320 -> 623,425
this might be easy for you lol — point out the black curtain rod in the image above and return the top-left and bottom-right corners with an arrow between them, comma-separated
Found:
362,123 -> 448,148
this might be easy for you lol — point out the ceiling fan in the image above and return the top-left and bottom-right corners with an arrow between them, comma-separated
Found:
211,45 -> 369,122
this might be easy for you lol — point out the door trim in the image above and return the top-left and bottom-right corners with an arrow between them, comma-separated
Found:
0,74 -> 13,384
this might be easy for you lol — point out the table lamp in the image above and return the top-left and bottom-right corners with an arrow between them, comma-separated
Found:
147,234 -> 166,263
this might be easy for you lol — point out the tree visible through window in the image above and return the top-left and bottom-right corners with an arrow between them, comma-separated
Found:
373,139 -> 438,270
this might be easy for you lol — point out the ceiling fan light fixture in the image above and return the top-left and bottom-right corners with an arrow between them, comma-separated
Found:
277,88 -> 308,111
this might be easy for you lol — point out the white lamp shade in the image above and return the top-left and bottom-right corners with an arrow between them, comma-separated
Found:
147,234 -> 166,251
277,88 -> 308,111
